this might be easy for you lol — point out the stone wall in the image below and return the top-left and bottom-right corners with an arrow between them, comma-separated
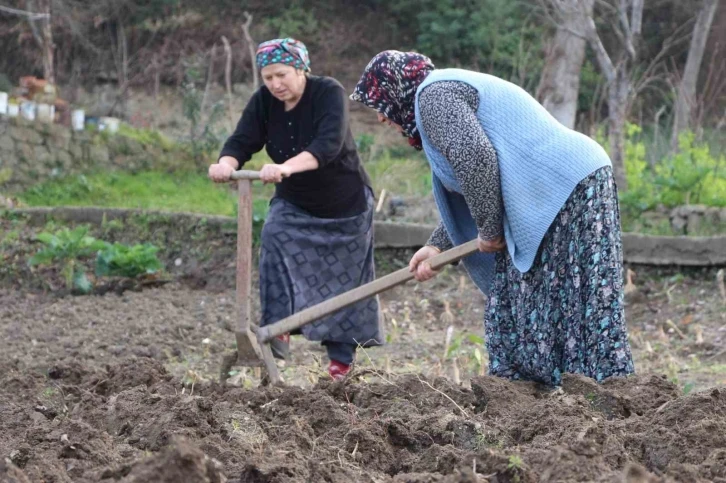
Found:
670,205 -> 726,235
0,115 -> 182,192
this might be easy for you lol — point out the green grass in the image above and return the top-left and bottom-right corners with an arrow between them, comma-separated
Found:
364,152 -> 432,197
17,147 -> 431,220
20,170 -> 273,218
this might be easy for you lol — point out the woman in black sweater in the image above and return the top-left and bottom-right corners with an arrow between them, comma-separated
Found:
209,38 -> 381,380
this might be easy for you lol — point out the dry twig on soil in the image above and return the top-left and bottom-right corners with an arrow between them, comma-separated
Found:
415,375 -> 469,418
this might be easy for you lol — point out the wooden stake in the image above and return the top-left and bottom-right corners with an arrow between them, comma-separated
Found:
375,189 -> 387,213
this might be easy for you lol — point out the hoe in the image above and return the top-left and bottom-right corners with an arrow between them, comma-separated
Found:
225,169 -> 479,384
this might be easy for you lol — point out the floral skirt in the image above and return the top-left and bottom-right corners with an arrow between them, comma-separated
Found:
485,166 -> 635,386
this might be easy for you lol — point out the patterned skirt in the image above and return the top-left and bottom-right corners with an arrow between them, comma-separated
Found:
259,190 -> 382,347
485,166 -> 635,386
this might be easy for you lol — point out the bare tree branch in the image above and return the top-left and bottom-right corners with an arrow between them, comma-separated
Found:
584,13 -> 616,82
631,0 -> 644,37
52,0 -> 103,55
0,3 -> 49,19
579,0 -> 645,190
200,43 -> 217,117
241,11 -> 258,91
632,27 -> 692,97
25,0 -> 44,49
620,0 -> 637,59
618,0 -> 632,40
221,35 -> 236,129
546,0 -> 620,84
593,0 -> 618,15
697,40 -> 726,125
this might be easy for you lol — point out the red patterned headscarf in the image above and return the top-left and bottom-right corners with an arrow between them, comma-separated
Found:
350,51 -> 435,150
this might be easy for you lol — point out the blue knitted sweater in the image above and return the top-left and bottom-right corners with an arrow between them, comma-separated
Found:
414,69 -> 612,295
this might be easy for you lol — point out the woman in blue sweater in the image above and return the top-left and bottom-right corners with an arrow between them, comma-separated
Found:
351,51 -> 635,386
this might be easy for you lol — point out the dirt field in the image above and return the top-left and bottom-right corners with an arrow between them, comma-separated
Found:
2,214 -> 726,482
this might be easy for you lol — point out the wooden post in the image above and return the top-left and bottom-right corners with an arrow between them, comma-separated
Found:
236,179 -> 253,335
234,177 -> 280,382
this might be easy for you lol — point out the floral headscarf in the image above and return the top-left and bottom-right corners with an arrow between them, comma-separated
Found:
350,50 -> 435,149
256,38 -> 311,72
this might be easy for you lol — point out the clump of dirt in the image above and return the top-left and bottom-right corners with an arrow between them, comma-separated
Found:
5,355 -> 725,482
90,358 -> 174,396
0,458 -> 32,483
620,386 -> 726,481
561,372 -> 681,419
48,360 -> 99,385
116,436 -> 226,483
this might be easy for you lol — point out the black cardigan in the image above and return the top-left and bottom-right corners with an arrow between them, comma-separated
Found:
219,76 -> 371,218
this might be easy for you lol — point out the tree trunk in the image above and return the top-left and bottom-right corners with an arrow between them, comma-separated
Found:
608,72 -> 630,191
537,0 -> 594,129
118,22 -> 128,116
40,0 -> 54,84
672,0 -> 719,147
27,0 -> 54,84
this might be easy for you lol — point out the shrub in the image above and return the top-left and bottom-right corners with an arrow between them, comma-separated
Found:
95,242 -> 163,278
29,226 -> 107,293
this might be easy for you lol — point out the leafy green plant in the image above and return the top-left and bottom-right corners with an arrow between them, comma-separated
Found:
508,454 -> 523,470
385,316 -> 401,344
446,333 -> 484,358
597,124 -> 726,230
508,454 -> 524,482
654,132 -> 726,208
29,226 -> 107,293
95,242 -> 163,278
619,124 -> 657,215
447,332 -> 487,375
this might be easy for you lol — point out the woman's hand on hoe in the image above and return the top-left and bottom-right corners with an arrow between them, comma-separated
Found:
259,163 -> 293,184
409,245 -> 442,282
208,156 -> 239,183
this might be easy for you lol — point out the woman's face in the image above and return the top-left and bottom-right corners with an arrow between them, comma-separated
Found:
377,112 -> 404,133
261,64 -> 306,103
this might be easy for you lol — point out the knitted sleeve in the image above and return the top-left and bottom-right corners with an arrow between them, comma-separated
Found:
418,81 -> 504,242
